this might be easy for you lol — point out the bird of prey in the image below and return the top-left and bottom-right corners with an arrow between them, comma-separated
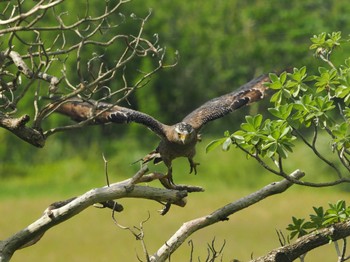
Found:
54,73 -> 271,189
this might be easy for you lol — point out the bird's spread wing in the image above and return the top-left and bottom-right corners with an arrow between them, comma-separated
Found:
182,74 -> 270,130
54,99 -> 167,138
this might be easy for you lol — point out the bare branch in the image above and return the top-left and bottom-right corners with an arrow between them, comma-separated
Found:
0,0 -> 64,26
0,0 -> 168,143
292,125 -> 343,179
0,166 -> 188,261
6,50 -> 60,91
112,211 -> 151,262
149,170 -> 305,261
234,140 -> 350,188
0,113 -> 45,147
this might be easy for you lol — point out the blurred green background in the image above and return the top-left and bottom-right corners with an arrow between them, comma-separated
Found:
2,0 -> 350,261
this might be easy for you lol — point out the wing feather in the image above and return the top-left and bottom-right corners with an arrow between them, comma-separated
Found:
182,74 -> 270,130
54,99 -> 167,138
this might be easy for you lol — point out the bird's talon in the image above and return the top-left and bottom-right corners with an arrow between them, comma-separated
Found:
159,202 -> 171,215
189,162 -> 200,175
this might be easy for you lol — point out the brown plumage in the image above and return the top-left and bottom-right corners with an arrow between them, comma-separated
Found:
54,73 -> 271,188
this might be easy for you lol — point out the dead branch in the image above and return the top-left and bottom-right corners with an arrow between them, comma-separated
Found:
0,166 -> 188,262
0,113 -> 45,147
112,211 -> 151,262
0,0 -> 173,149
6,50 -> 60,88
149,170 -> 305,261
0,0 -> 64,26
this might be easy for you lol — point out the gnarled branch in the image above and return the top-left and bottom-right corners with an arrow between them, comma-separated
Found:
0,113 -> 45,147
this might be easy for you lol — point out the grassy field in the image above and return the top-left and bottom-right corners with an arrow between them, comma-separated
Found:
1,136 -> 349,261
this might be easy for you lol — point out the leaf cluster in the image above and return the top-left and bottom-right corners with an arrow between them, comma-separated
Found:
310,31 -> 342,58
207,32 -> 350,182
287,200 -> 350,240
207,115 -> 295,160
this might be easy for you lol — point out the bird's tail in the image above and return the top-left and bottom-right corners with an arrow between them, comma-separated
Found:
132,149 -> 163,165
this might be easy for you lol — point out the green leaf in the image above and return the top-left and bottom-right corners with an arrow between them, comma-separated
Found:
268,104 -> 293,120
323,200 -> 349,225
269,73 -> 279,82
286,217 -> 309,239
309,206 -> 325,229
206,137 -> 228,153
270,91 -> 283,104
241,115 -> 263,131
222,137 -> 232,151
280,71 -> 287,84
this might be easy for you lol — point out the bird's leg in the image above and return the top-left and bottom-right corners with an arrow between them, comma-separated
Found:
159,165 -> 177,189
188,158 -> 200,174
159,162 -> 204,192
167,166 -> 175,185
159,165 -> 204,193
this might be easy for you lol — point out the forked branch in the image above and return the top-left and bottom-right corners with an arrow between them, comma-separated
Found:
0,113 -> 45,147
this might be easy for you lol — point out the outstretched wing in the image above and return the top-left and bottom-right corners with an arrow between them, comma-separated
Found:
54,99 -> 168,138
182,74 -> 270,130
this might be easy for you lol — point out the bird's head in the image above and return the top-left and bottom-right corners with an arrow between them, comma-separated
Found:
174,122 -> 195,144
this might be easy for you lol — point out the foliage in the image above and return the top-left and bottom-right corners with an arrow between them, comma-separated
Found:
2,1 -> 350,260
209,32 -> 350,187
121,0 -> 350,124
286,200 -> 350,239
3,0 -> 350,165
206,31 -> 350,260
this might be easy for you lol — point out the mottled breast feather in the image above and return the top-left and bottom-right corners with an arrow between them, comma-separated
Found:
182,74 -> 270,130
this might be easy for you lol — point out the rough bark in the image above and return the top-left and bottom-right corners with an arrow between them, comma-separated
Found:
252,220 -> 350,262
0,114 -> 45,147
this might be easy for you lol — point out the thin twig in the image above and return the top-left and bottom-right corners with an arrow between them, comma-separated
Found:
102,153 -> 110,187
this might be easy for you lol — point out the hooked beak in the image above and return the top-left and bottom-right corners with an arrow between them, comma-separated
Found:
179,133 -> 188,144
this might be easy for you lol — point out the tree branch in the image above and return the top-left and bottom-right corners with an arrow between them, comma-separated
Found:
0,166 -> 188,262
252,220 -> 350,262
0,0 -> 64,26
0,113 -> 45,147
149,169 -> 305,261
6,50 -> 60,88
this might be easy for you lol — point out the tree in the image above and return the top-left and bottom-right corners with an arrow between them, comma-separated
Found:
2,1 -> 350,262
0,0 -> 179,259
209,31 -> 350,261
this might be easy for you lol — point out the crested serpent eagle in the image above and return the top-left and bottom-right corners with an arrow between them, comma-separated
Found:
54,73 -> 271,189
